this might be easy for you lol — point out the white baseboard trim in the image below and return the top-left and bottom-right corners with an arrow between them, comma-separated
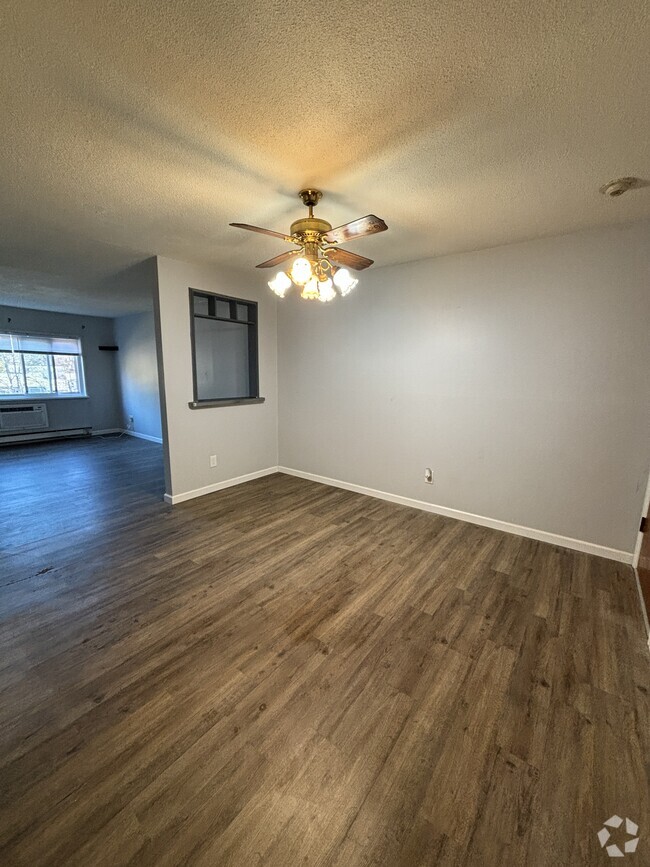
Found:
91,429 -> 163,443
124,430 -> 163,444
278,466 -> 633,564
164,466 -> 279,505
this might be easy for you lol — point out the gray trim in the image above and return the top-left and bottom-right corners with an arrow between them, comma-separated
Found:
188,397 -> 265,409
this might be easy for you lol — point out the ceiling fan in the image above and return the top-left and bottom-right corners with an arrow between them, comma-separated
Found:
230,189 -> 388,302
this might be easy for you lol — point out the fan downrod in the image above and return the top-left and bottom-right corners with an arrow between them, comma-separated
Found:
291,189 -> 331,235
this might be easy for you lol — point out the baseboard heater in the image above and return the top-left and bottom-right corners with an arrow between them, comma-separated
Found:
0,427 -> 91,445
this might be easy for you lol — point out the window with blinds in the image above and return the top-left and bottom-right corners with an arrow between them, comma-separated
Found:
0,333 -> 86,398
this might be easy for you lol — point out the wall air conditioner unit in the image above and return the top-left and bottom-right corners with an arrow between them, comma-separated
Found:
0,403 -> 49,433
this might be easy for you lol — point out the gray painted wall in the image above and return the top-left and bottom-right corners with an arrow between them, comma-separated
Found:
0,304 -> 122,432
154,257 -> 278,497
278,221 -> 650,555
114,311 -> 162,441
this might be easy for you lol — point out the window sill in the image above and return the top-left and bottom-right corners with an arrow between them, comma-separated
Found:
188,397 -> 265,409
0,395 -> 88,401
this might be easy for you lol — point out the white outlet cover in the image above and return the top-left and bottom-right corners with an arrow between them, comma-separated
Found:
210,455 -> 217,467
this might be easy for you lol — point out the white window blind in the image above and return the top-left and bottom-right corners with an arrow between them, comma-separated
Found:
0,332 -> 86,398
0,333 -> 81,354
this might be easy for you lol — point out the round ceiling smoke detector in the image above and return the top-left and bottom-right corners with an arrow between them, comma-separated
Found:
599,177 -> 637,197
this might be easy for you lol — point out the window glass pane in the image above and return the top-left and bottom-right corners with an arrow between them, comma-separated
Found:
194,318 -> 250,400
0,344 -> 86,398
236,303 -> 249,322
53,355 -> 81,393
193,294 -> 209,316
0,351 -> 24,395
215,300 -> 231,319
23,354 -> 53,394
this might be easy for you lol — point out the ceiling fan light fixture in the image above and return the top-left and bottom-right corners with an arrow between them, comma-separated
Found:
339,278 -> 358,297
301,276 -> 320,300
231,191 -> 387,302
268,270 -> 291,297
318,278 -> 336,303
290,257 -> 313,286
333,268 -> 358,295
339,279 -> 358,297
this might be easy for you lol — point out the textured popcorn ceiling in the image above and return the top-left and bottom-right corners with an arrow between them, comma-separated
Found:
0,1 -> 649,315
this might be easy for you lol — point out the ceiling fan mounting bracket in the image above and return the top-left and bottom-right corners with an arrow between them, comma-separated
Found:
298,189 -> 323,208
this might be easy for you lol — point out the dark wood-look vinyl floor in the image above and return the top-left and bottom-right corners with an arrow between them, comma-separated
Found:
0,437 -> 648,866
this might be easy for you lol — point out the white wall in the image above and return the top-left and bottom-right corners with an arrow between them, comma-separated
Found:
0,304 -> 122,433
278,221 -> 650,557
154,257 -> 278,500
114,311 -> 162,441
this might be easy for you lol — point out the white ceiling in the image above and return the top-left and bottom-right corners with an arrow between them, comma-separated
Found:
1,0 -> 649,316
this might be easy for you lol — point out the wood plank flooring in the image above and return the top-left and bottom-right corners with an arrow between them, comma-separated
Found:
0,437 -> 649,866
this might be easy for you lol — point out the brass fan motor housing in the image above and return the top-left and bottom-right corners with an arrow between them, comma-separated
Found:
289,216 -> 332,237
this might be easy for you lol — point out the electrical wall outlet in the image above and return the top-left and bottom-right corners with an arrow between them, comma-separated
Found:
209,455 -> 218,468
424,468 -> 433,484
127,416 -> 134,431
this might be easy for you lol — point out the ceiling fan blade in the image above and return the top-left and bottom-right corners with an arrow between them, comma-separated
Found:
255,250 -> 300,269
322,215 -> 387,244
230,223 -> 297,243
327,247 -> 374,271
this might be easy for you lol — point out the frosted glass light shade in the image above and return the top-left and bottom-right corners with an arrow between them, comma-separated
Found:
333,267 -> 358,296
318,278 -> 336,302
301,276 -> 320,300
268,271 -> 291,297
290,257 -> 313,286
